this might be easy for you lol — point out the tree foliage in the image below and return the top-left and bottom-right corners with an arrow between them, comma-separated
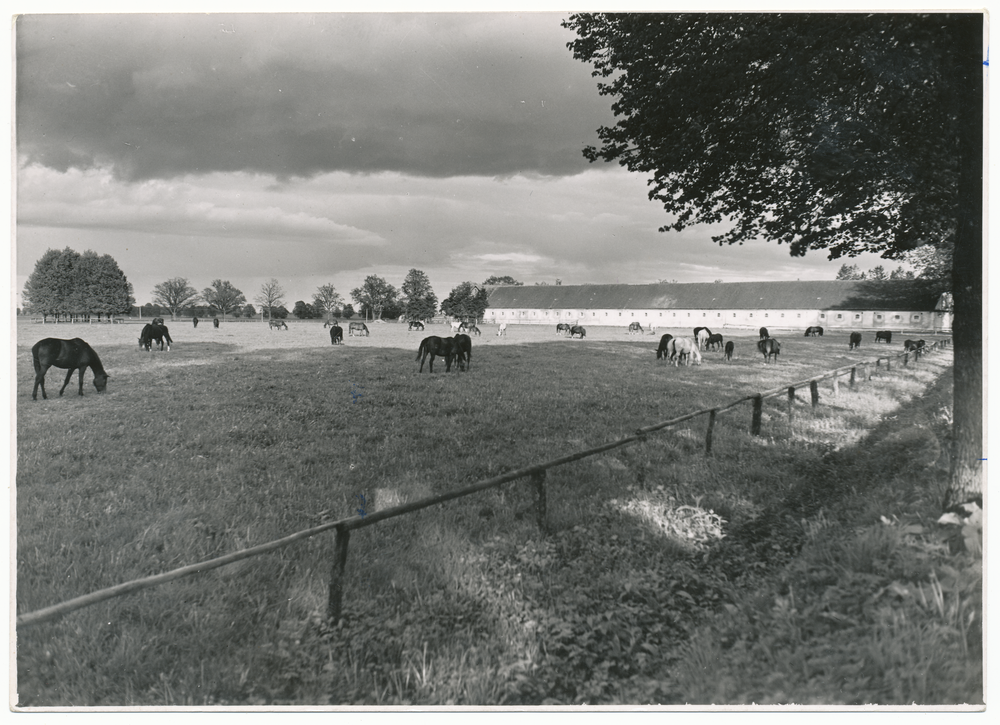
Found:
401,269 -> 438,321
351,275 -> 399,320
23,247 -> 134,318
564,12 -> 982,506
152,277 -> 200,318
440,282 -> 488,321
255,278 -> 286,319
483,275 -> 524,286
201,279 -> 247,319
312,283 -> 344,321
292,300 -> 320,319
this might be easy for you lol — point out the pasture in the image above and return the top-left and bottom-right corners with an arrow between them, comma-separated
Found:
15,319 -> 971,706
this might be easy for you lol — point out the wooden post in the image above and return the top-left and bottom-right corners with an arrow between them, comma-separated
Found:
903,352 -> 909,367
751,394 -> 763,436
849,367 -> 856,388
787,387 -> 795,422
327,525 -> 351,623
886,357 -> 892,371
810,380 -> 819,408
532,470 -> 548,533
705,409 -> 717,456
832,374 -> 839,396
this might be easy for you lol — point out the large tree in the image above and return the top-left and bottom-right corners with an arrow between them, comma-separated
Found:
401,268 -> 438,322
564,13 -> 982,507
255,278 -> 286,319
23,247 -> 134,320
312,283 -> 344,321
351,275 -> 399,321
440,281 -> 488,322
152,277 -> 200,319
201,279 -> 246,320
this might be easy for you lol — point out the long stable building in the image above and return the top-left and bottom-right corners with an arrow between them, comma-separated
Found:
483,280 -> 952,333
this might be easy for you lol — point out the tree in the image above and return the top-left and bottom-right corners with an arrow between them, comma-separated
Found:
351,275 -> 399,321
835,264 -> 863,280
312,283 -> 344,321
152,277 -> 200,319
867,265 -> 888,281
342,304 -> 355,320
23,247 -> 133,320
564,13 -> 982,507
292,300 -> 320,319
256,278 -> 286,320
401,269 -> 438,322
483,275 -> 523,286
440,282 -> 488,322
271,305 -> 290,320
201,279 -> 246,320
889,266 -> 915,280
243,303 -> 257,318
906,243 -> 953,288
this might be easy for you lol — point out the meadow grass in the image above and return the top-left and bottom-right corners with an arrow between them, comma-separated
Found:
14,320 -> 972,706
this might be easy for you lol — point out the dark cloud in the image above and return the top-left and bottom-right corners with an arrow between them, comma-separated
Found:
16,13 -> 614,182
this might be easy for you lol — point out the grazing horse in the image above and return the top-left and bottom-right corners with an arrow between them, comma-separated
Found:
570,325 -> 586,338
32,337 -> 109,400
213,317 -> 220,328
139,323 -> 172,352
556,323 -> 572,335
695,328 -> 711,350
915,339 -> 926,350
152,317 -> 165,326
724,341 -> 735,361
417,335 -> 459,372
875,331 -> 892,344
759,327 -> 769,340
408,321 -> 425,331
268,319 -> 288,330
450,320 -> 465,333
349,322 -> 370,337
693,326 -> 712,339
628,322 -> 643,335
705,333 -> 724,351
324,319 -> 340,329
655,334 -> 674,360
849,331 -> 862,350
466,324 -> 481,336
668,337 -> 702,366
903,339 -> 917,351
497,322 -> 507,337
757,338 -> 781,363
329,325 -> 344,344
453,333 -> 472,371
193,316 -> 199,328
804,326 -> 824,337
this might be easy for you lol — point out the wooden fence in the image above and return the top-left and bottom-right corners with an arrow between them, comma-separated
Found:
16,338 -> 950,628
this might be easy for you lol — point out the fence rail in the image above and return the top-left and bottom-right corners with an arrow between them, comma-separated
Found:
17,338 -> 950,628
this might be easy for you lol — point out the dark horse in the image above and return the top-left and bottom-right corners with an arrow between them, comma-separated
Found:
655,333 -> 674,359
804,326 -> 824,337
329,325 -> 344,345
453,333 -> 472,371
849,331 -> 862,350
32,338 -> 110,400
139,323 -> 173,351
875,330 -> 892,344
759,327 -> 769,340
705,333 -> 724,351
724,341 -> 735,361
556,323 -> 572,335
416,335 -> 459,372
570,325 -> 586,338
269,319 -> 288,330
213,317 -> 220,328
408,320 -> 425,331
757,338 -> 781,363
193,316 -> 199,328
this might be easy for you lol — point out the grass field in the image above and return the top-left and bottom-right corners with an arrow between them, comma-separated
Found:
14,319 -> 978,706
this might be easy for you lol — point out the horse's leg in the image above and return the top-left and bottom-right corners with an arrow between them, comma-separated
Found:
58,367 -> 75,396
33,364 -> 48,400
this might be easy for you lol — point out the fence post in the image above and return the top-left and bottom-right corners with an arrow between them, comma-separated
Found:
849,367 -> 856,388
886,356 -> 892,371
327,524 -> 351,623
705,409 -> 717,456
832,373 -> 839,396
751,394 -> 763,436
875,359 -> 881,375
810,380 -> 819,408
787,387 -> 795,423
903,352 -> 909,367
532,470 -> 548,533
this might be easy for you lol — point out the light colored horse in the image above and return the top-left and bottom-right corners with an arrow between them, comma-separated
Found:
450,320 -> 467,333
668,337 -> 702,366
497,322 -> 507,337
696,329 -> 711,350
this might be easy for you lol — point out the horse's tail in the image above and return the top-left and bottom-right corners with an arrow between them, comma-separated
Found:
416,341 -> 425,360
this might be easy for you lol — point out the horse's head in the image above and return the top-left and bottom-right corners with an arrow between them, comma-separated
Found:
93,373 -> 109,393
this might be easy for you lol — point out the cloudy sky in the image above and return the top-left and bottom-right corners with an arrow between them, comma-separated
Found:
13,10 -> 909,311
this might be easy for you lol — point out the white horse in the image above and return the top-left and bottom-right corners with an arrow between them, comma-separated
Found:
497,322 -> 507,337
450,320 -> 467,333
668,337 -> 702,366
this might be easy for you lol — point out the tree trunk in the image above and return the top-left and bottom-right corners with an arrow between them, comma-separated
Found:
944,14 -> 983,509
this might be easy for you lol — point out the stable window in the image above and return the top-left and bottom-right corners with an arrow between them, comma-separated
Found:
876,314 -> 883,320
733,313 -> 737,317
836,314 -> 843,320
781,314 -> 785,318
894,315 -> 901,321
765,313 -> 769,318
717,313 -> 721,317
855,314 -> 861,320
819,313 -> 826,319
749,313 -> 753,318
912,314 -> 921,321
687,313 -> 691,317
797,314 -> 801,318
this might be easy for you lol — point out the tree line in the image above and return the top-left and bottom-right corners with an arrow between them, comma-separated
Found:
22,249 -> 524,322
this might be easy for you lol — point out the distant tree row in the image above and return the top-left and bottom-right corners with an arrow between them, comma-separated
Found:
835,263 -> 915,281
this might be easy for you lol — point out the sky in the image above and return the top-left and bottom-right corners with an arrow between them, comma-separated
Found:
10,9 -> 909,312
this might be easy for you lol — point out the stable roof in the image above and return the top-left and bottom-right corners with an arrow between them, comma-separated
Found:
485,280 -> 942,312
